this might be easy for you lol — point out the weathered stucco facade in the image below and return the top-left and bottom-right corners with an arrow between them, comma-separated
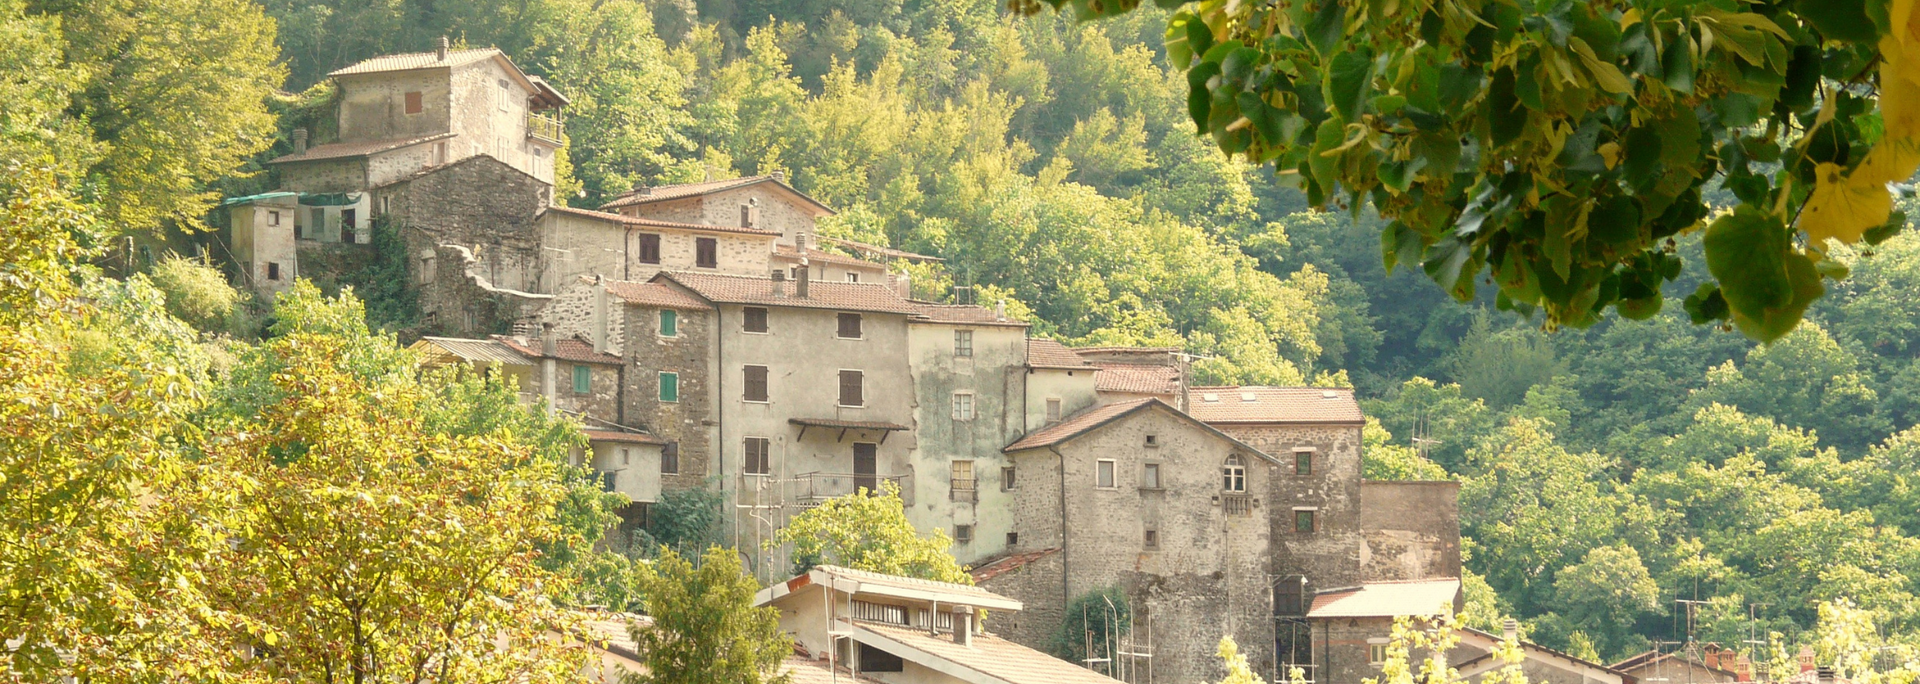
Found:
904,318 -> 1029,565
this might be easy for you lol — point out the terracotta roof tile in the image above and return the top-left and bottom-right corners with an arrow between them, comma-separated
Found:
773,244 -> 884,270
910,302 -> 1026,327
1026,339 -> 1091,369
600,175 -> 835,215
412,336 -> 531,366
583,429 -> 667,445
1005,399 -> 1157,451
1307,578 -> 1461,618
1186,386 -> 1364,425
818,236 -> 943,262
1092,363 -> 1182,395
543,205 -> 784,237
268,132 -> 454,164
970,547 -> 1060,583
658,272 -> 921,315
605,281 -> 712,310
856,622 -> 1123,684
495,335 -> 621,365
329,48 -> 503,76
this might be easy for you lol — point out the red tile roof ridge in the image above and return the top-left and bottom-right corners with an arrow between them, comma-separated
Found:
268,132 -> 455,164
600,175 -> 836,215
969,547 -> 1061,583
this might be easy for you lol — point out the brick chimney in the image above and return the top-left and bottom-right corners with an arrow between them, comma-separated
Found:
771,169 -> 787,183
795,260 -> 810,298
437,36 -> 450,61
1798,645 -> 1817,673
951,605 -> 973,646
292,128 -> 308,154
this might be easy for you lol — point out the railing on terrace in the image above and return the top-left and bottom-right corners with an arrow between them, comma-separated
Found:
1221,493 -> 1257,517
527,113 -> 565,145
950,478 -> 977,502
790,472 -> 906,502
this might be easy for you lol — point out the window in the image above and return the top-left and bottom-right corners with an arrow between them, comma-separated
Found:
497,78 -> 510,111
658,372 -> 679,403
620,448 -> 630,466
310,208 -> 325,236
659,309 -> 677,337
1369,640 -> 1390,665
743,307 -> 769,333
837,313 -> 863,339
404,91 -> 423,115
744,437 -> 770,475
1144,529 -> 1159,549
1295,451 -> 1313,476
739,203 -> 759,228
1006,532 -> 1019,546
661,442 -> 679,474
1145,434 -> 1159,447
846,272 -> 860,283
1223,454 -> 1247,492
953,524 -> 973,543
342,209 -> 358,243
266,262 -> 281,281
1096,459 -> 1116,488
951,392 -> 975,420
1002,466 -> 1016,491
637,233 -> 661,264
1142,463 -> 1162,489
1276,576 -> 1305,615
267,210 -> 280,226
838,370 -> 864,407
954,330 -> 973,357
1294,509 -> 1317,533
1046,398 -> 1062,423
743,365 -> 769,402
572,364 -> 591,394
695,237 -> 718,268
951,461 -> 975,500
858,643 -> 905,673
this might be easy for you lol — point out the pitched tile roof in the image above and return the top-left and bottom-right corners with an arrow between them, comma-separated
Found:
773,244 -> 885,270
781,653 -> 881,684
1186,386 -> 1364,425
855,622 -> 1124,684
605,281 -> 712,310
969,547 -> 1060,584
542,204 -> 784,237
1026,339 -> 1091,369
268,132 -> 454,164
495,335 -> 621,365
910,302 -> 1026,327
412,336 -> 532,366
600,175 -> 835,215
1005,398 -> 1277,461
1306,578 -> 1461,618
656,271 -> 922,315
1456,627 -> 1633,683
583,429 -> 667,446
1092,363 -> 1183,395
329,48 -> 503,76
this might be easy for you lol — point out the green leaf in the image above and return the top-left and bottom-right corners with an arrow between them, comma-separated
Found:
1684,282 -> 1731,324
1588,194 -> 1642,246
1308,0 -> 1345,58
1570,37 -> 1633,94
1661,29 -> 1695,94
1310,116 -> 1346,191
1187,18 -> 1216,66
1187,61 -> 1221,129
1779,45 -> 1821,113
1382,220 -> 1424,272
1327,49 -> 1375,123
1487,67 -> 1526,147
1704,206 -> 1821,341
1221,47 -> 1262,88
1622,127 -> 1663,186
1797,0 -> 1878,43
1238,92 -> 1283,143
1438,64 -> 1483,111
1423,236 -> 1476,300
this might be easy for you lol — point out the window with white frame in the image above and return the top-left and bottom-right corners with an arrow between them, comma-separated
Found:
1223,454 -> 1247,492
1142,463 -> 1162,489
951,392 -> 975,421
1096,459 -> 1116,489
954,330 -> 973,357
1368,639 -> 1389,664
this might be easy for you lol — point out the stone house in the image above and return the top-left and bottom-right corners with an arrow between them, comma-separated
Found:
902,302 -> 1030,564
1612,647 -> 1745,684
987,397 -> 1279,684
756,564 -> 1122,684
601,173 -> 835,250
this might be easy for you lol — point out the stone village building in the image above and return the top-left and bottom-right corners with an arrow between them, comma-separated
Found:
222,45 -> 1632,684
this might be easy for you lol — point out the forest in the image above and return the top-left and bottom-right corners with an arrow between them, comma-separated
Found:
7,0 -> 1920,674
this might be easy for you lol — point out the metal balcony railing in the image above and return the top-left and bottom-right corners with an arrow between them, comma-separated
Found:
791,472 -> 905,501
527,112 -> 565,145
950,478 -> 977,502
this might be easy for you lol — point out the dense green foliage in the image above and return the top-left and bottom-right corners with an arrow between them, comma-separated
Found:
628,546 -> 791,684
1055,586 -> 1133,665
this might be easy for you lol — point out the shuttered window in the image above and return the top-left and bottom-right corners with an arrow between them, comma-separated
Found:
661,442 -> 679,474
696,238 -> 718,268
744,365 -> 769,402
659,309 -> 677,337
404,91 -> 423,114
572,365 -> 591,394
744,437 -> 770,475
658,372 -> 678,403
837,313 -> 863,339
637,233 -> 661,264
838,370 -> 863,407
743,307 -> 768,332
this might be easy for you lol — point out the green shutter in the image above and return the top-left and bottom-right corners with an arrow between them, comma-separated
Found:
572,364 -> 591,394
660,309 -> 677,336
659,372 -> 678,402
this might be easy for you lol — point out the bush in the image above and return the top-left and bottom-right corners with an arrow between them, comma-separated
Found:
147,256 -> 248,334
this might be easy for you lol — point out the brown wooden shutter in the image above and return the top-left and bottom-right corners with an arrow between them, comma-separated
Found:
744,307 -> 768,332
744,365 -> 769,402
696,238 -> 718,267
404,91 -> 423,114
837,313 -> 862,338
839,370 -> 863,406
637,233 -> 661,264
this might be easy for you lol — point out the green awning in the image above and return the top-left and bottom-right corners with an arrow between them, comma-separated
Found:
298,192 -> 362,206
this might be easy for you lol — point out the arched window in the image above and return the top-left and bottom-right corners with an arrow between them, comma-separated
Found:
1222,454 -> 1246,492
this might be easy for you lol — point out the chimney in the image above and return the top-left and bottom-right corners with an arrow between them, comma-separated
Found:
1501,618 -> 1518,644
540,323 -> 558,416
1799,646 -> 1817,673
995,300 -> 1006,322
292,128 -> 308,154
437,36 -> 450,61
795,261 -> 810,299
771,169 -> 787,183
951,606 -> 973,647
592,274 -> 611,355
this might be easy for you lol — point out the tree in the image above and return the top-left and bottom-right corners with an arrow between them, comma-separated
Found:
1212,635 -> 1272,684
1022,0 -> 1920,341
1055,586 -> 1131,665
771,481 -> 972,583
1364,611 -> 1530,684
147,255 -> 247,334
1549,545 -> 1662,659
627,546 -> 792,684
1362,416 -> 1450,480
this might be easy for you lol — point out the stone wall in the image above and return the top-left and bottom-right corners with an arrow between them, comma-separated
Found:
540,279 -> 624,355
1358,481 -> 1462,581
976,550 -> 1065,651
626,227 -> 774,280
538,212 -> 630,290
384,155 -> 551,336
697,184 -> 822,246
1321,616 -> 1401,684
336,70 -> 451,143
623,301 -> 714,493
280,158 -> 368,193
1214,423 -> 1368,593
551,361 -> 622,425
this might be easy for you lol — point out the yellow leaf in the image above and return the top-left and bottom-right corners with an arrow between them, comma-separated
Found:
1570,37 -> 1633,94
1598,141 -> 1622,169
1798,162 -> 1892,245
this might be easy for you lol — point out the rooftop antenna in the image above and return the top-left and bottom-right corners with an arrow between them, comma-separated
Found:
1411,415 -> 1443,460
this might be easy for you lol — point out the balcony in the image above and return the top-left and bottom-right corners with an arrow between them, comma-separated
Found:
527,112 -> 565,145
790,471 -> 906,502
950,478 -> 977,503
1221,493 -> 1257,517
